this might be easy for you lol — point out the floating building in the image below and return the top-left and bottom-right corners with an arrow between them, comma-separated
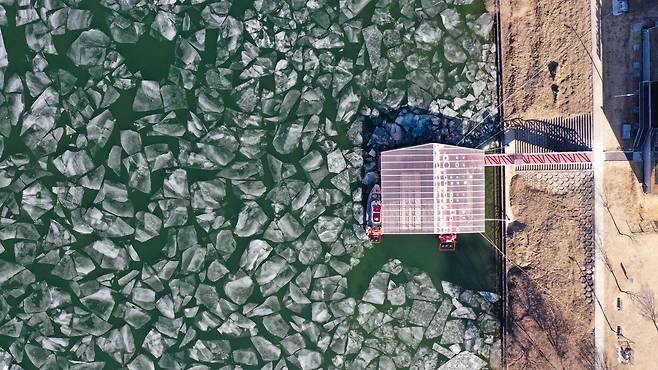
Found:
380,143 -> 486,235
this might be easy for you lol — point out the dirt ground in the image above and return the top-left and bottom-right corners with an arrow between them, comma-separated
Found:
505,175 -> 593,370
492,0 -> 658,367
603,161 -> 658,233
595,1 -> 658,367
491,0 -> 596,368
496,0 -> 592,120
600,162 -> 658,369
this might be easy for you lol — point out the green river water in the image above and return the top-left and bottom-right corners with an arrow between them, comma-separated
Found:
0,0 -> 502,368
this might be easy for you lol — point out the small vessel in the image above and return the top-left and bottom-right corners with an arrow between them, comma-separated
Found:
366,184 -> 382,243
438,233 -> 457,251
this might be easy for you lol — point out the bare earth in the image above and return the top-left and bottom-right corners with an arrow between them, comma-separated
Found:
494,0 -> 595,368
506,175 -> 593,370
600,161 -> 658,369
499,0 -> 592,120
496,0 -> 658,367
595,0 -> 658,368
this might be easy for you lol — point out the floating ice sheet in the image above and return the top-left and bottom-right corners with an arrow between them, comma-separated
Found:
0,0 -> 500,368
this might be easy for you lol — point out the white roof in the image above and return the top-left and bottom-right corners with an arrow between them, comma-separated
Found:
380,143 -> 486,234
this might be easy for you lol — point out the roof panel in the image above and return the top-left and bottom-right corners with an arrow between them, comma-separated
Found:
380,143 -> 486,235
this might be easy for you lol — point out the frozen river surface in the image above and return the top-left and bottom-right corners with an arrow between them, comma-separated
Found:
0,0 -> 501,369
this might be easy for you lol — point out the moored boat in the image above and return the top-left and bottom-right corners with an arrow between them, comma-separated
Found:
366,184 -> 382,243
437,233 -> 457,251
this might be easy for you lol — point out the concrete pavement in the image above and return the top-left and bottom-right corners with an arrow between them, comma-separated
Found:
589,0 -> 606,367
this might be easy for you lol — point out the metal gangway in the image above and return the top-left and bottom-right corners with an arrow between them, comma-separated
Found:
484,151 -> 593,167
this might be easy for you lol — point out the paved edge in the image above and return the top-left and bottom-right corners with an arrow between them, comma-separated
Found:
589,0 -> 606,367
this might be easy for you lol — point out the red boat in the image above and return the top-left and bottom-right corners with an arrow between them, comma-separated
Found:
438,233 -> 457,251
366,185 -> 382,243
